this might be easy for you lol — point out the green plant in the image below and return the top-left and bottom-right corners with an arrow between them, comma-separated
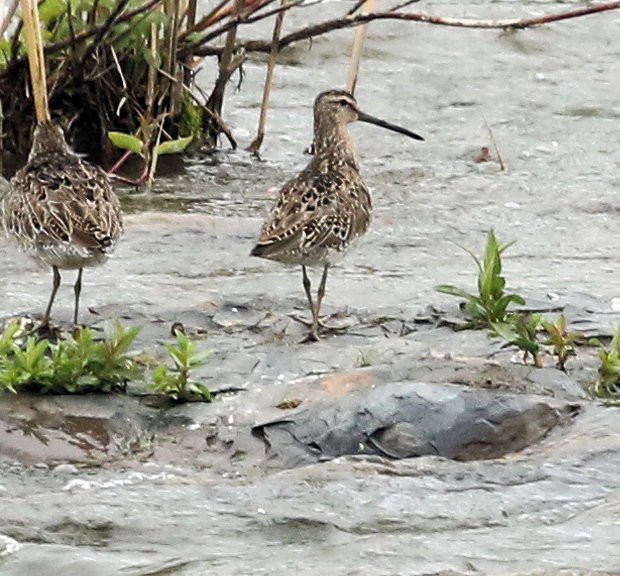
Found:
150,330 -> 211,402
589,327 -> 620,401
540,314 -> 585,372
492,313 -> 543,368
435,229 -> 525,329
0,324 -> 53,392
46,321 -> 142,393
0,320 -> 142,394
434,231 -> 591,370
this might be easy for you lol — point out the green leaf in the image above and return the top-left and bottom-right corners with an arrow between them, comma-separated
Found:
434,285 -> 476,301
497,293 -> 526,307
185,31 -> 203,43
492,322 -> 540,354
39,0 -> 65,25
0,39 -> 12,66
142,47 -> 162,69
188,381 -> 212,401
155,135 -> 193,156
108,131 -> 143,155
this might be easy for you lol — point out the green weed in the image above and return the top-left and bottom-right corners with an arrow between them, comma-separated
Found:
436,230 -> 588,371
493,313 -> 543,368
589,327 -> 620,402
540,314 -> 585,372
0,320 -> 212,401
435,229 -> 525,329
0,320 -> 141,394
150,330 -> 212,402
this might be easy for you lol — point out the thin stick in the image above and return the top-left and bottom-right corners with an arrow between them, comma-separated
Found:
147,117 -> 166,190
182,0 -> 231,37
1,0 -> 19,38
207,0 -> 244,115
0,98 -> 4,174
248,0 -> 288,154
181,0 -> 297,56
192,2 -> 620,56
20,0 -> 50,122
146,23 -> 158,120
163,0 -> 180,115
183,0 -> 197,86
484,116 -> 505,171
346,0 -> 374,94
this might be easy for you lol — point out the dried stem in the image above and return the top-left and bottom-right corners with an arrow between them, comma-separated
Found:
0,0 -> 19,38
181,0 -> 295,55
19,0 -> 50,122
346,0 -> 374,94
193,2 -> 620,56
484,117 -> 505,171
207,0 -> 245,116
248,0 -> 289,154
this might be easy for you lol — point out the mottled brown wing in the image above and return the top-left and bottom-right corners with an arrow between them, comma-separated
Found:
64,163 -> 122,253
4,155 -> 122,255
252,166 -> 371,259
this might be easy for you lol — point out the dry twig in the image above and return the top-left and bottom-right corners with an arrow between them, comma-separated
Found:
248,0 -> 289,153
193,2 -> 620,56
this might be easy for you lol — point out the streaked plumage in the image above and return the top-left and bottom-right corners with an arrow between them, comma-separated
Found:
2,121 -> 122,325
251,90 -> 423,341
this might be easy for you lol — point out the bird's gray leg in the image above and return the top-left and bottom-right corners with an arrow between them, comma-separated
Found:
42,266 -> 61,326
73,267 -> 83,325
316,264 -> 329,320
301,265 -> 320,341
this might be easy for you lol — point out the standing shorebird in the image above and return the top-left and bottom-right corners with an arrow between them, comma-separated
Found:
250,89 -> 423,341
2,122 -> 122,326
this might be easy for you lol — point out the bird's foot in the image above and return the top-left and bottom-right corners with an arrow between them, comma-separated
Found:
299,328 -> 321,344
291,313 -> 350,343
23,317 -> 64,342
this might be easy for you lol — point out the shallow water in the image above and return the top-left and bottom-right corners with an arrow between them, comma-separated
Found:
1,0 -> 620,574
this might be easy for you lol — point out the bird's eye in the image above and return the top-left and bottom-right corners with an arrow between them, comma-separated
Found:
338,99 -> 349,107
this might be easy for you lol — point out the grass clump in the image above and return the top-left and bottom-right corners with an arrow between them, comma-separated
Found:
150,329 -> 212,402
0,320 -> 141,394
589,327 -> 620,402
492,313 -> 544,368
0,320 -> 212,402
540,314 -> 585,372
436,229 -> 525,329
435,229 -> 588,372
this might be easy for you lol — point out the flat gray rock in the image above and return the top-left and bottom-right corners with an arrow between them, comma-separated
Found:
254,381 -> 577,467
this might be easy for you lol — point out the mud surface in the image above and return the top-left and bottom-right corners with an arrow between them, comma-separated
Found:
1,0 -> 620,574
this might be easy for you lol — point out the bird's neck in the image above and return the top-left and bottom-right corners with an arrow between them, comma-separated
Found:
313,116 -> 359,170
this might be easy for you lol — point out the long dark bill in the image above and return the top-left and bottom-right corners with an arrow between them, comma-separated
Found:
357,110 -> 424,141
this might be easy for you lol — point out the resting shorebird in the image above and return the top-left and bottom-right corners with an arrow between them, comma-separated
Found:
2,121 -> 122,326
251,89 -> 423,341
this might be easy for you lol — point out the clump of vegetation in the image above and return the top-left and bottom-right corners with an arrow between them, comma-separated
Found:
436,229 -> 525,329
435,229 -> 588,372
0,320 -> 141,393
0,319 -> 212,402
493,313 -> 543,368
0,0 -> 236,168
540,314 -> 585,372
589,327 -> 620,402
150,328 -> 211,402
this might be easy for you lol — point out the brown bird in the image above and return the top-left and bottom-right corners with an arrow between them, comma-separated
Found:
2,121 -> 122,326
251,89 -> 423,341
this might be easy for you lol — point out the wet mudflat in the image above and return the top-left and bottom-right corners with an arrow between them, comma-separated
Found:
1,0 -> 620,574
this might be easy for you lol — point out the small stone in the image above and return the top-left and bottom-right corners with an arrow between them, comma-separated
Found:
53,463 -> 79,475
63,478 -> 92,491
0,534 -> 22,557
